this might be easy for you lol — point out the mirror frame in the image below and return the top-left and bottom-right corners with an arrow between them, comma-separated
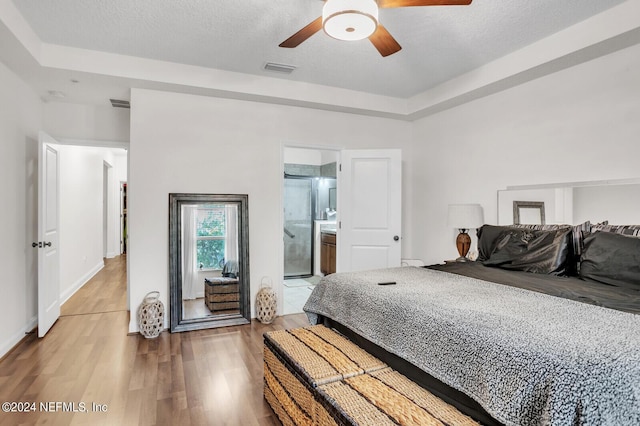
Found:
513,201 -> 546,225
169,193 -> 250,332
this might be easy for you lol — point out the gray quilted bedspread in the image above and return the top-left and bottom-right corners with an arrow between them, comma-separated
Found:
303,267 -> 640,426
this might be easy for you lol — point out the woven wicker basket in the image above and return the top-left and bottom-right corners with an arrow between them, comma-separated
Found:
256,277 -> 277,324
137,291 -> 164,339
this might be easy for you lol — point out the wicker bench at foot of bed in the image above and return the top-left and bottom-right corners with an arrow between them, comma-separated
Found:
264,325 -> 387,426
263,325 -> 481,426
318,368 -> 480,426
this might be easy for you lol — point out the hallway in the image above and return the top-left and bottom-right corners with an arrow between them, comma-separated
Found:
0,255 -> 308,425
61,255 -> 128,317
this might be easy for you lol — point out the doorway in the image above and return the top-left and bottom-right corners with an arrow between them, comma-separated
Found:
37,139 -> 128,336
282,146 -> 338,314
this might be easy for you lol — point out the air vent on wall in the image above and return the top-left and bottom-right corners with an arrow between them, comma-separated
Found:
110,99 -> 130,109
264,62 -> 297,74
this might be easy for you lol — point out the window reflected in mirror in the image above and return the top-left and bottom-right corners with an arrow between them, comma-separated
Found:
181,203 -> 240,320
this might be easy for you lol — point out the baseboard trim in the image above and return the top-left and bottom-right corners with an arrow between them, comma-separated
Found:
0,316 -> 37,360
60,261 -> 105,306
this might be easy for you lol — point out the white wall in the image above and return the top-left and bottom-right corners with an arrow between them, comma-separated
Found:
55,145 -> 104,303
0,61 -> 41,358
411,42 -> 640,265
321,151 -> 338,166
43,102 -> 130,142
573,184 -> 640,225
283,147 -> 340,168
129,89 -> 413,332
284,147 -> 323,166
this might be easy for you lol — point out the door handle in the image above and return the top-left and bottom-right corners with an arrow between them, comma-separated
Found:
32,242 -> 41,248
393,235 -> 400,241
44,242 -> 52,247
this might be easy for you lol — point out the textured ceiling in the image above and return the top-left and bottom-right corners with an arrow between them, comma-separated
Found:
12,0 -> 626,98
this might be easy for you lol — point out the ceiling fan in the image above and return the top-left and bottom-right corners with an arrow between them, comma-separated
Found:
279,0 -> 472,57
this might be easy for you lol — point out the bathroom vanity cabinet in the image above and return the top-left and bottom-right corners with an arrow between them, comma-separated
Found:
320,232 -> 336,275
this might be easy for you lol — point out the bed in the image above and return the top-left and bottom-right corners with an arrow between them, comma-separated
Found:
303,224 -> 640,426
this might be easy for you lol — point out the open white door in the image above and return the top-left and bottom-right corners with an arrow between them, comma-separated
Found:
37,131 -> 61,337
338,149 -> 402,272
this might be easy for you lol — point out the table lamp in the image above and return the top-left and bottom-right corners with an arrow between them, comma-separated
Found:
447,204 -> 484,261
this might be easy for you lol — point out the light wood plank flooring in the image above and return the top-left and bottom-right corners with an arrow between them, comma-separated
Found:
0,255 -> 309,425
60,256 -> 128,317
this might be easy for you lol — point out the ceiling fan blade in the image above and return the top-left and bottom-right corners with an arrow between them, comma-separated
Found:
378,0 -> 472,8
369,24 -> 402,57
279,16 -> 323,48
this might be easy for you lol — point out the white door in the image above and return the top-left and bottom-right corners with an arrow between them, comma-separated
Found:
37,131 -> 61,337
338,149 -> 402,272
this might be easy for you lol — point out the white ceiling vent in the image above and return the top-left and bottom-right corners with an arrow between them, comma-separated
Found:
264,62 -> 297,74
110,99 -> 130,109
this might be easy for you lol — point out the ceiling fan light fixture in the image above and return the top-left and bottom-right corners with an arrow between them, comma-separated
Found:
322,0 -> 378,41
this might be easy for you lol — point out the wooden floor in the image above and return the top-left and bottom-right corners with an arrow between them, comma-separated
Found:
60,256 -> 128,317
182,299 -> 240,320
0,255 -> 309,425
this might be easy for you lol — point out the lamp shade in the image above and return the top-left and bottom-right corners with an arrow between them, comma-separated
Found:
447,204 -> 484,229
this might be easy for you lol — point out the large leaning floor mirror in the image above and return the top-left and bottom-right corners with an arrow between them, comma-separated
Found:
169,193 -> 250,332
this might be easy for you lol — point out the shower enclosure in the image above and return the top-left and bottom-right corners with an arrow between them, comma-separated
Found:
283,172 -> 338,278
283,176 -> 316,278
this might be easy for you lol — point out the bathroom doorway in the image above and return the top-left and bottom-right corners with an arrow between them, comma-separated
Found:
282,147 -> 338,314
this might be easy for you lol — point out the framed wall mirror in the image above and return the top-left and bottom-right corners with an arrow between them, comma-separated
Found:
513,201 -> 546,225
169,193 -> 250,332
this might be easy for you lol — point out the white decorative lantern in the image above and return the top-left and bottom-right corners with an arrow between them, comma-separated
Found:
137,291 -> 164,338
256,277 -> 277,324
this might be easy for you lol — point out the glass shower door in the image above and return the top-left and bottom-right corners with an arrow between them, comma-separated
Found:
283,177 -> 314,278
